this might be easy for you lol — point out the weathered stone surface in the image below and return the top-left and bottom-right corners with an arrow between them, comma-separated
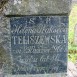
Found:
5,73 -> 67,77
0,14 -> 12,75
0,0 -> 8,9
3,0 -> 72,15
0,0 -> 72,77
7,16 -> 68,76
67,62 -> 77,77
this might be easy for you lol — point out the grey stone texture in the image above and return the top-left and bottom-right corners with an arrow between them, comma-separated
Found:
5,73 -> 67,77
0,14 -> 12,75
3,0 -> 72,15
0,0 -> 72,77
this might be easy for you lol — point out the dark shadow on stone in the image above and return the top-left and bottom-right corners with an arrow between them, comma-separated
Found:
0,0 -> 9,12
0,44 -> 6,69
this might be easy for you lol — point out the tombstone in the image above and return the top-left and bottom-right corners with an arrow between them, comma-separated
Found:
74,24 -> 77,45
1,0 -> 72,77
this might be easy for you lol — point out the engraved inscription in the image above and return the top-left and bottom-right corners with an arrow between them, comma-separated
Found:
10,16 -> 68,74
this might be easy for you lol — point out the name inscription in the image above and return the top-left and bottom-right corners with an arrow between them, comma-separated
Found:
10,16 -> 68,74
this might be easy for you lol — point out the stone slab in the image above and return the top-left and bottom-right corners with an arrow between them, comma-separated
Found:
4,16 -> 68,76
4,0 -> 72,15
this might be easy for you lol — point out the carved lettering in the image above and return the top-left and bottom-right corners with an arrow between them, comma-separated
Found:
11,16 -> 68,74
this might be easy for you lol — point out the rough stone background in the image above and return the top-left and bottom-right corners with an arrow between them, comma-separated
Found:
0,0 -> 72,77
0,14 -> 12,74
3,0 -> 72,15
0,0 -> 12,73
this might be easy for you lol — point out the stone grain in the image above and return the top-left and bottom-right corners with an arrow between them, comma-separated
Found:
3,0 -> 72,15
